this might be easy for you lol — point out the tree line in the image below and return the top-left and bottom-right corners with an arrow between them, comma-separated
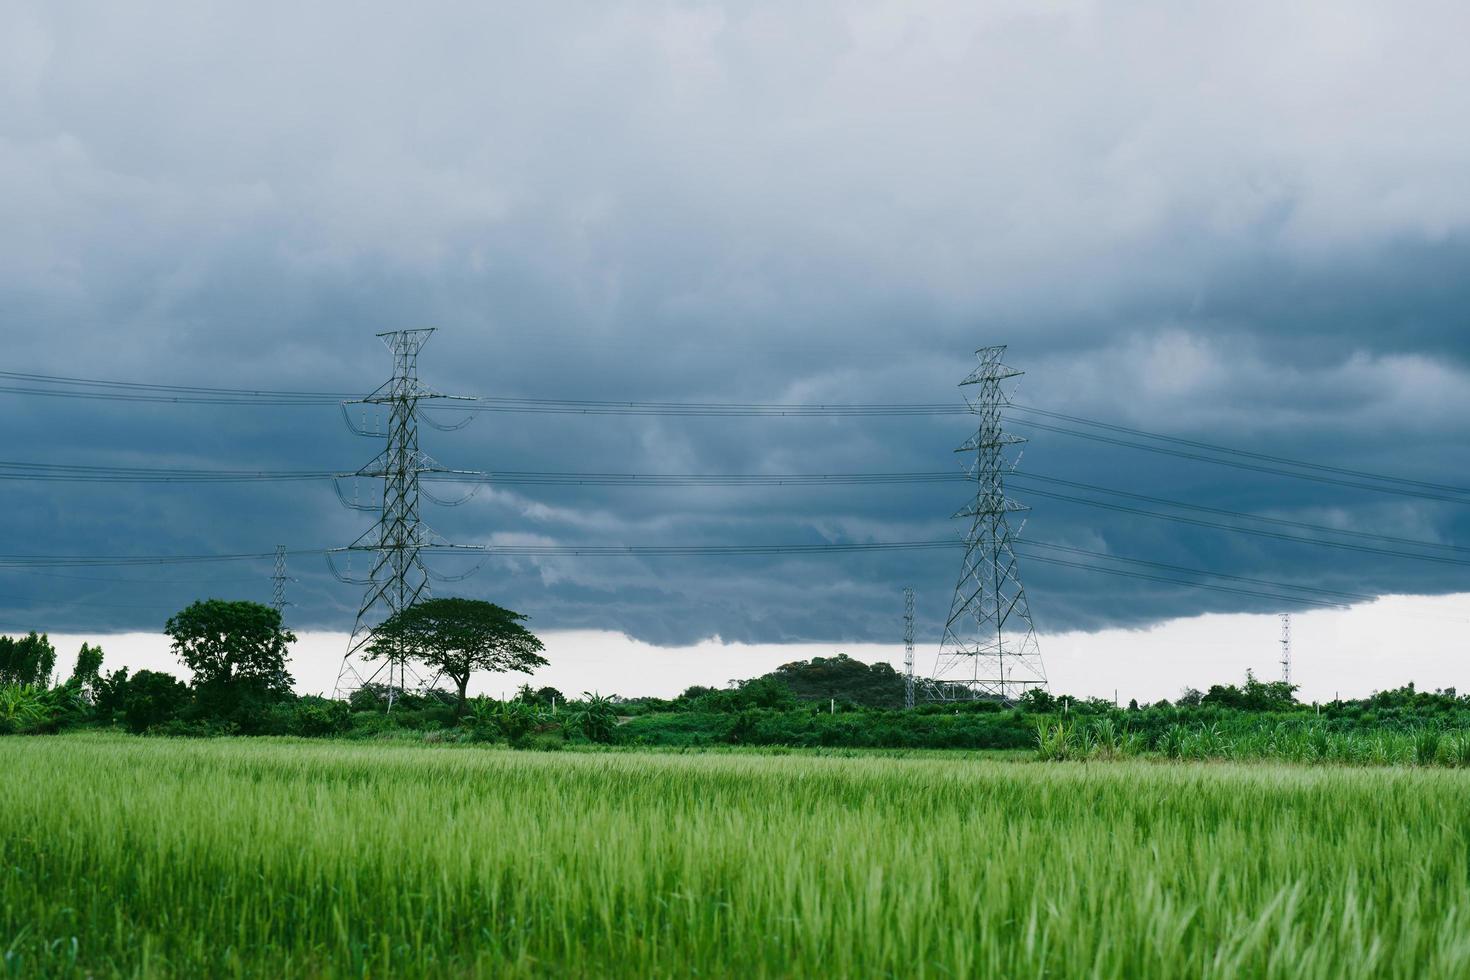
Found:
6,601 -> 1470,752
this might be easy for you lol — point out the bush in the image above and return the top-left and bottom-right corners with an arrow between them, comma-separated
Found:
568,693 -> 618,744
0,684 -> 49,734
122,671 -> 191,733
148,718 -> 234,737
291,697 -> 352,737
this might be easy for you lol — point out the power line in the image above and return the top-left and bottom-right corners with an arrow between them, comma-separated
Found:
423,540 -> 958,557
0,568 -> 263,585
0,539 -> 964,569
0,459 -> 966,486
0,592 -> 191,612
1018,553 -> 1351,609
1011,404 -> 1470,496
0,385 -> 341,406
1014,486 -> 1470,567
1004,417 -> 1470,506
0,551 -> 286,568
0,461 -> 338,483
5,367 -> 1466,500
1010,472 -> 1470,555
7,453 -> 1466,561
0,370 -> 352,400
441,398 -> 967,416
1014,540 -> 1377,604
446,470 -> 960,486
0,371 -> 964,414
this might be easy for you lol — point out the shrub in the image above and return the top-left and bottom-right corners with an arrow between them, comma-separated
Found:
1414,728 -> 1443,766
1035,720 -> 1076,761
291,697 -> 352,737
0,684 -> 49,734
122,671 -> 191,734
569,693 -> 618,744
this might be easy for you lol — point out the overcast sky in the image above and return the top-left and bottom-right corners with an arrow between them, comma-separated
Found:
4,2 -> 1469,694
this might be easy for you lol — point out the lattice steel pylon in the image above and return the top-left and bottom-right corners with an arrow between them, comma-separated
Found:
270,545 -> 293,614
1280,613 -> 1292,685
330,329 -> 476,707
903,586 -> 916,709
927,346 -> 1046,703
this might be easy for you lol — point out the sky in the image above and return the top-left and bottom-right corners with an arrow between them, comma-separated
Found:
4,1 -> 1470,699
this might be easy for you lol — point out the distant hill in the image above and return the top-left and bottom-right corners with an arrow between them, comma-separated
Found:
758,653 -> 905,709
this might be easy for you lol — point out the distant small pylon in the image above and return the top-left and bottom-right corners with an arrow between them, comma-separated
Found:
903,587 -> 916,709
270,545 -> 293,614
1280,613 -> 1292,685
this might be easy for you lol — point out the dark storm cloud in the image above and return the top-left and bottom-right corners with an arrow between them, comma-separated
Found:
2,1 -> 1469,643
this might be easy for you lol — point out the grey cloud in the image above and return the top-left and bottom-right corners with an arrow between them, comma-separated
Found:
2,1 -> 1469,646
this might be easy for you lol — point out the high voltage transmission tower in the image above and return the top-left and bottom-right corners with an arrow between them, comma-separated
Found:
270,545 -> 293,614
928,346 -> 1046,703
903,586 -> 915,709
330,329 -> 478,708
1280,613 -> 1292,685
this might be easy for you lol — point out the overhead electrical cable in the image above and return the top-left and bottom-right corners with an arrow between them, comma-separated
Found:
439,397 -> 968,416
0,592 -> 192,611
1010,404 -> 1470,496
0,459 -> 966,486
0,371 -> 964,414
407,541 -> 959,557
0,538 -> 961,569
1015,539 -> 1378,603
1017,539 -> 1470,624
5,367 -> 1465,502
0,370 -> 354,400
1016,554 -> 1350,609
0,567 -> 266,585
0,385 -> 342,406
0,461 -> 339,483
1004,417 -> 1470,506
8,455 -> 1465,560
1013,487 -> 1470,567
1011,472 -> 1470,555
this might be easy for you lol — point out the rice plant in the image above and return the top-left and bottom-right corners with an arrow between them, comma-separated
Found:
5,734 -> 1470,977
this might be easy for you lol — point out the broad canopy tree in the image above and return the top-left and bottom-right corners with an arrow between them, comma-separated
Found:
164,600 -> 296,712
368,598 -> 547,717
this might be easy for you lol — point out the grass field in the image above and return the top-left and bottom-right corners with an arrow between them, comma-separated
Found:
4,735 -> 1470,977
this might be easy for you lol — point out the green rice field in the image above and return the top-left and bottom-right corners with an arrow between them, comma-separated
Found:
4,734 -> 1470,977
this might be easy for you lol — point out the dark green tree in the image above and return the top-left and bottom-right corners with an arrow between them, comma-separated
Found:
0,632 -> 58,687
69,642 -> 105,696
514,683 -> 566,708
1201,670 -> 1297,711
368,598 -> 547,718
122,670 -> 190,732
1018,688 -> 1056,712
93,667 -> 131,721
764,654 -> 903,708
165,600 -> 295,719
